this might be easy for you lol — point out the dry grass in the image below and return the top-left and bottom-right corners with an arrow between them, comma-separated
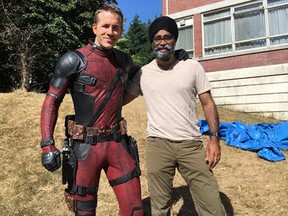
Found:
0,90 -> 287,216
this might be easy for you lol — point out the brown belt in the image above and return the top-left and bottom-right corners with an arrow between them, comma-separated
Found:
67,119 -> 127,141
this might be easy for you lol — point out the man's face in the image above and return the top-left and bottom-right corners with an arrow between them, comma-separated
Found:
92,11 -> 122,49
152,30 -> 175,61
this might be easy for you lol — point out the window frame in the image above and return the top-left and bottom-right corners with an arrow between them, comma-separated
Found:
202,0 -> 288,57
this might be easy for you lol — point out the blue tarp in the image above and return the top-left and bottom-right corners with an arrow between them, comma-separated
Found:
199,120 -> 288,162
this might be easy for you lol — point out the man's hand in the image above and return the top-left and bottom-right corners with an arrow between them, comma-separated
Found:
205,137 -> 221,169
41,145 -> 61,172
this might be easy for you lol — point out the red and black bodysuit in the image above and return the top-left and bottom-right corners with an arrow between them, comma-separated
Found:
40,42 -> 143,216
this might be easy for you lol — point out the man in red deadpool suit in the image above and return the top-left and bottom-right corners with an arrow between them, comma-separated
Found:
40,4 -> 144,216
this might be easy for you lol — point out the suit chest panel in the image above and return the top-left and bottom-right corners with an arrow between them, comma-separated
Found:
81,54 -> 120,95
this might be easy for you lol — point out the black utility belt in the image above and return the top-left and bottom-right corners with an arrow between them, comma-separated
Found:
83,132 -> 123,144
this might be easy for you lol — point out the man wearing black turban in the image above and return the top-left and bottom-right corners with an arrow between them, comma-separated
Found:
148,16 -> 179,42
124,16 -> 225,216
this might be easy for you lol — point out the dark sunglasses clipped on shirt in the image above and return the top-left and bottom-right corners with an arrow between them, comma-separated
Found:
153,34 -> 174,44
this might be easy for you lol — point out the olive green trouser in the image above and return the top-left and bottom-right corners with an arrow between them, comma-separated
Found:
146,137 -> 226,216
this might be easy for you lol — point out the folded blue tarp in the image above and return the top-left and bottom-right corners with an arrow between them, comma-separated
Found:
199,120 -> 288,162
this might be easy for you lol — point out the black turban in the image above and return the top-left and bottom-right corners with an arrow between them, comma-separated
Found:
149,16 -> 178,42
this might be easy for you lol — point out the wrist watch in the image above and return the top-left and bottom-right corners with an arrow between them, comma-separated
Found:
209,132 -> 221,139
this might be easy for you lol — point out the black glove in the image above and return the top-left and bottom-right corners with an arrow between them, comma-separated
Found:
175,49 -> 190,61
41,149 -> 61,172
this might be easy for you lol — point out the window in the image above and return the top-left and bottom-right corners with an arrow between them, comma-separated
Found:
234,2 -> 266,50
203,0 -> 288,56
203,9 -> 232,55
268,0 -> 288,45
175,18 -> 194,57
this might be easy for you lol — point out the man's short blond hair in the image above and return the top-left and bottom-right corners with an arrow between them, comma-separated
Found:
94,4 -> 124,29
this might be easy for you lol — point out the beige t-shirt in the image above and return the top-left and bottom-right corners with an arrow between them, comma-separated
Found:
127,59 -> 212,141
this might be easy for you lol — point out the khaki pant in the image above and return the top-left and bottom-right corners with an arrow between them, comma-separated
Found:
146,137 -> 225,216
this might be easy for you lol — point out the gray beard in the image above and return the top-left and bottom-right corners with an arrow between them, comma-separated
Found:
153,44 -> 174,62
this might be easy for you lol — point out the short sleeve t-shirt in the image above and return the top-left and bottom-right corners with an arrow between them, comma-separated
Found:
127,59 -> 212,141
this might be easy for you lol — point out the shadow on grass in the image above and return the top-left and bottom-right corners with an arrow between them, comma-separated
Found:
143,186 -> 233,216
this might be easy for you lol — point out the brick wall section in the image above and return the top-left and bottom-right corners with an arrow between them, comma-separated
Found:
162,0 -> 166,15
162,0 -> 222,15
200,49 -> 288,72
193,14 -> 203,58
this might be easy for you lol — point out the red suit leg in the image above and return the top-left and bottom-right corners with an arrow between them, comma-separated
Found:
68,140 -> 144,216
105,140 -> 144,215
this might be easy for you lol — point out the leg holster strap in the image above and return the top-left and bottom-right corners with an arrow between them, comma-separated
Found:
64,191 -> 97,213
131,205 -> 144,216
109,168 -> 140,187
71,185 -> 98,196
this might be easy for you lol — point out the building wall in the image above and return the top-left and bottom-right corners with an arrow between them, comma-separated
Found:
193,14 -> 203,58
207,64 -> 288,120
162,0 -> 288,120
162,0 -> 222,15
200,49 -> 288,72
163,0 -> 254,16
